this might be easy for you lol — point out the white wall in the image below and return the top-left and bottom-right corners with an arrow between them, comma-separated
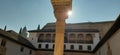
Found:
0,37 -> 35,55
92,33 -> 100,50
109,29 -> 120,55
28,32 -> 38,48
94,29 -> 120,55
65,43 -> 92,51
29,32 -> 100,51
38,43 -> 93,51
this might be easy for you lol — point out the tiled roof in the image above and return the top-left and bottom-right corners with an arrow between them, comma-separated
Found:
0,29 -> 35,50
28,29 -> 99,32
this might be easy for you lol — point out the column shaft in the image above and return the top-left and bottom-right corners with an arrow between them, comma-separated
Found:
54,20 -> 65,55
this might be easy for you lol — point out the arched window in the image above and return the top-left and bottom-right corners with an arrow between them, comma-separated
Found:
69,33 -> 76,43
38,34 -> 44,42
45,34 -> 51,42
52,34 -> 55,42
77,34 -> 84,43
86,34 -> 93,44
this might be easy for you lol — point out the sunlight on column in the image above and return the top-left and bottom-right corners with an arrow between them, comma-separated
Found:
67,11 -> 72,16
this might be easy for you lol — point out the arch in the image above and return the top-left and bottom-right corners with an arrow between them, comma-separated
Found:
38,34 -> 44,42
69,33 -> 76,43
45,34 -> 51,42
77,34 -> 84,43
52,34 -> 55,42
86,34 -> 93,44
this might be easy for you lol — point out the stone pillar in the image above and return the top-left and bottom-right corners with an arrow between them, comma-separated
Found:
51,0 -> 72,55
54,11 -> 67,55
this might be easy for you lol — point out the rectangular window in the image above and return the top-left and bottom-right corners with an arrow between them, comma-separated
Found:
87,45 -> 91,50
45,44 -> 49,49
20,47 -> 24,52
1,39 -> 6,46
29,50 -> 32,54
70,45 -> 74,50
64,45 -> 66,49
53,44 -> 55,49
79,45 -> 82,50
38,44 -> 41,48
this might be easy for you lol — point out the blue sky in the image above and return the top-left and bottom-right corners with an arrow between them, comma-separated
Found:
0,0 -> 120,33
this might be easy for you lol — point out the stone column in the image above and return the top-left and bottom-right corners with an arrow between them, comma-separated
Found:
51,0 -> 72,55
54,11 -> 67,55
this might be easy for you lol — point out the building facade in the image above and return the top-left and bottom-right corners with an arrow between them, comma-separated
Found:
28,19 -> 117,55
0,15 -> 120,55
0,28 -> 35,55
28,27 -> 100,51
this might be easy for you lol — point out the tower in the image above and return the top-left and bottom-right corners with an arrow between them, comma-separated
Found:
19,26 -> 28,38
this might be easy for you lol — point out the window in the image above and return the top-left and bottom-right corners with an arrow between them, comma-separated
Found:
53,44 -> 55,49
38,44 -> 41,48
45,44 -> 49,49
32,38 -> 33,40
64,33 -> 68,43
70,45 -> 74,50
38,34 -> 44,42
45,34 -> 51,42
77,34 -> 84,43
64,45 -> 66,49
1,39 -> 6,46
69,34 -> 76,43
20,47 -> 24,52
79,45 -> 82,50
52,34 -> 55,42
87,45 -> 91,50
29,50 -> 32,54
86,34 -> 93,44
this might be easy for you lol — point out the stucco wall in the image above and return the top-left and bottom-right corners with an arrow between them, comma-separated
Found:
28,32 -> 38,48
43,21 -> 114,39
29,31 -> 100,51
91,22 -> 114,39
109,29 -> 120,55
0,37 -> 35,55
94,29 -> 120,55
35,51 -> 93,55
94,42 -> 108,55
